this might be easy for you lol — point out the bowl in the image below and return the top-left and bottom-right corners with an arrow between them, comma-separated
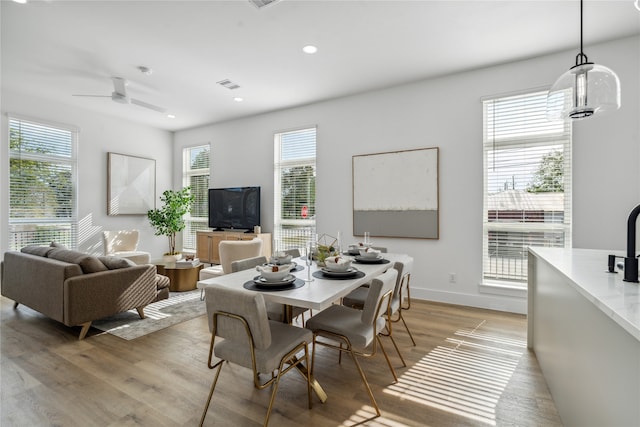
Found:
269,253 -> 293,265
359,248 -> 381,259
324,256 -> 352,271
256,263 -> 293,281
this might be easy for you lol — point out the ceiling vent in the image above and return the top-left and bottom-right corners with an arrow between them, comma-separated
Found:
217,79 -> 240,90
249,0 -> 280,9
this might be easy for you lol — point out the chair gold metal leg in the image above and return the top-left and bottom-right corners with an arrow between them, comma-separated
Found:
376,335 -> 398,383
400,313 -> 416,346
347,344 -> 381,420
387,332 -> 407,367
199,360 -> 224,427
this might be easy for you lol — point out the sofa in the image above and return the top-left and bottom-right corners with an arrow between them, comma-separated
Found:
0,245 -> 170,339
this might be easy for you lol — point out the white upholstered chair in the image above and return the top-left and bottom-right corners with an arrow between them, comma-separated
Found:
305,268 -> 401,420
197,239 -> 263,299
200,285 -> 312,427
102,230 -> 150,265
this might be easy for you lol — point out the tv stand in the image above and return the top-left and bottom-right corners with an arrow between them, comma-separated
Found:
196,230 -> 271,264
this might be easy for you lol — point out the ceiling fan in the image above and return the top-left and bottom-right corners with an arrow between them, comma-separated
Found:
72,77 -> 166,113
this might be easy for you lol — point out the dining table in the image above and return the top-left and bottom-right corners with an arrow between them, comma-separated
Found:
196,252 -> 411,403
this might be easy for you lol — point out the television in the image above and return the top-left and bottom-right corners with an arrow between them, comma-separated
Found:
208,187 -> 261,231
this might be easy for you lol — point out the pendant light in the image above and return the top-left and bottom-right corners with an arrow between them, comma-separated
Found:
546,0 -> 621,120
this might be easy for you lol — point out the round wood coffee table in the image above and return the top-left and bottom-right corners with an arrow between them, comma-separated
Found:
154,261 -> 204,292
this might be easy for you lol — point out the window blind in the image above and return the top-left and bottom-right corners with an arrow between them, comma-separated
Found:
274,127 -> 316,252
8,117 -> 78,250
183,145 -> 210,251
482,91 -> 572,284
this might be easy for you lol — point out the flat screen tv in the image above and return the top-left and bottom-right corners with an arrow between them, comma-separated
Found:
208,187 -> 261,231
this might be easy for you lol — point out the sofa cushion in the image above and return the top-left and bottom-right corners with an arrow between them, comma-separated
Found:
98,256 -> 136,270
50,241 -> 68,249
21,245 -> 55,257
47,249 -> 109,274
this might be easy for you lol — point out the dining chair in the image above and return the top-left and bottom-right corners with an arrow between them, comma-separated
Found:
200,285 -> 313,427
343,258 -> 416,347
198,238 -> 263,299
230,255 -> 309,325
304,268 -> 400,419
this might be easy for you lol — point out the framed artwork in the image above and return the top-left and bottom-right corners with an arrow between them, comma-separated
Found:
352,147 -> 439,239
107,152 -> 156,215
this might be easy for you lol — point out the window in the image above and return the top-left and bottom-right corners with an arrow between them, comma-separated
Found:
482,90 -> 572,285
8,116 -> 78,250
274,127 -> 316,252
182,144 -> 210,251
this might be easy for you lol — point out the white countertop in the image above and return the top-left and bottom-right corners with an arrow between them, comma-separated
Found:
529,247 -> 640,341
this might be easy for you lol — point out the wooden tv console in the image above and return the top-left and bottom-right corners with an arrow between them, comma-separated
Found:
196,230 -> 272,264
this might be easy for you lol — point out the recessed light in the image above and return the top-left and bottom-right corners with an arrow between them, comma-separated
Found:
167,114 -> 176,119
302,45 -> 318,54
234,97 -> 244,102
13,0 -> 27,4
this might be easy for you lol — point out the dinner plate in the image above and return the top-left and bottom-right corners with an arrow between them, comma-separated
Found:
354,256 -> 389,264
253,274 -> 296,286
262,262 -> 303,272
321,267 -> 359,278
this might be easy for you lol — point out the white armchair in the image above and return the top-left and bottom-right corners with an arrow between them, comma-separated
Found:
102,230 -> 151,265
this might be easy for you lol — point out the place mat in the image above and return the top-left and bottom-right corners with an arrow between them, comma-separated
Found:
291,264 -> 304,272
313,270 -> 365,280
353,257 -> 391,265
243,278 -> 305,292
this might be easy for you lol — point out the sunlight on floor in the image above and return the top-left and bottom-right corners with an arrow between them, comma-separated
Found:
383,321 -> 526,426
340,405 -> 410,427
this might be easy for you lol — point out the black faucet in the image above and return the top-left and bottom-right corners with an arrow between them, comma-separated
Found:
624,204 -> 640,283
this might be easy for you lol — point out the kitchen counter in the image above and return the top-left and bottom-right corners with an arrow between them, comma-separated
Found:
528,247 -> 639,427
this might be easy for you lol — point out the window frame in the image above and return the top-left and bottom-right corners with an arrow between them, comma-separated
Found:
481,90 -> 572,288
182,144 -> 210,252
273,127 -> 317,252
8,114 -> 79,250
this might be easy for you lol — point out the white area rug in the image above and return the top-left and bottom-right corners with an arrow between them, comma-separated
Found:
91,290 -> 205,340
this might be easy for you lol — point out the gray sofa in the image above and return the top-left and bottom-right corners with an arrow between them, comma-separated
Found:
1,245 -> 170,339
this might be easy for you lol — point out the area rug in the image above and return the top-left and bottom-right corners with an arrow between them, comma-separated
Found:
91,290 -> 205,340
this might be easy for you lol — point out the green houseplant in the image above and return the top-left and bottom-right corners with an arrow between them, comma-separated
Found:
147,187 -> 194,259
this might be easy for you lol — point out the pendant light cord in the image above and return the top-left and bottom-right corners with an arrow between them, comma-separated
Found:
576,0 -> 589,66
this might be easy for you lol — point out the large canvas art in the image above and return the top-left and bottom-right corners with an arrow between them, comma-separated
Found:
352,147 -> 439,239
107,152 -> 156,215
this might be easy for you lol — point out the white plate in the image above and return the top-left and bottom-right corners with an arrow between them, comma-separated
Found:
254,274 -> 296,286
321,267 -> 359,277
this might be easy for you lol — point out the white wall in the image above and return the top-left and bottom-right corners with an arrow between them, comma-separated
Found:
1,90 -> 174,259
174,35 -> 640,314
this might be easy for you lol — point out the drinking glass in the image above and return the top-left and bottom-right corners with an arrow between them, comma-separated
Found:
305,242 -> 314,282
364,231 -> 371,246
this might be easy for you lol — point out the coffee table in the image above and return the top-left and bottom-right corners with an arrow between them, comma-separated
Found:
154,261 -> 203,292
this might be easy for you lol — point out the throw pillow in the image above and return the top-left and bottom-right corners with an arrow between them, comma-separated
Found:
98,256 -> 136,270
21,245 -> 54,257
50,241 -> 68,249
47,249 -> 109,274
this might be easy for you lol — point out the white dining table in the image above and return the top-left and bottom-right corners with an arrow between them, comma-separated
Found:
196,253 -> 408,312
196,252 -> 410,403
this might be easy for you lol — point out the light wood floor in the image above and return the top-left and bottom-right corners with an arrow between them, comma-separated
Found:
1,295 -> 562,426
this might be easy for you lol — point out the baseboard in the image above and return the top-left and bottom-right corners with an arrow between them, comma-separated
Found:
411,288 -> 527,315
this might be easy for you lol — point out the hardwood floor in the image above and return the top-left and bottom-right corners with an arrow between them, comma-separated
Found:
1,295 -> 562,426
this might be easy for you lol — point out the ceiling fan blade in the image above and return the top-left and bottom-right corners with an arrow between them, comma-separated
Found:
111,77 -> 128,96
130,98 -> 167,113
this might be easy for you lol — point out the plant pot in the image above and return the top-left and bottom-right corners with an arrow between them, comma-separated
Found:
163,253 -> 182,263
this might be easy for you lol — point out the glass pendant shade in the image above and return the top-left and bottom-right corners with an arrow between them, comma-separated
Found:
547,61 -> 621,120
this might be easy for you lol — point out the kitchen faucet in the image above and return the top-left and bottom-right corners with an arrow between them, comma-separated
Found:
624,204 -> 640,282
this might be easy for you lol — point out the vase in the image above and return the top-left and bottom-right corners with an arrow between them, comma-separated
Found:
163,253 -> 182,263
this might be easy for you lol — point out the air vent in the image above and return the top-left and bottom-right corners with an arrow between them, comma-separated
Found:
217,79 -> 241,90
249,0 -> 280,9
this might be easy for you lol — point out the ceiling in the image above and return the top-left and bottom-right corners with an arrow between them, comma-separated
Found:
2,0 -> 639,132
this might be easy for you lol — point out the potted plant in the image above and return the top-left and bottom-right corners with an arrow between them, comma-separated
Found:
147,187 -> 194,262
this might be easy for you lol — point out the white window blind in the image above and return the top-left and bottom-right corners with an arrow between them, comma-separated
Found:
182,144 -> 210,251
274,127 -> 316,252
8,116 -> 78,250
482,90 -> 572,285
